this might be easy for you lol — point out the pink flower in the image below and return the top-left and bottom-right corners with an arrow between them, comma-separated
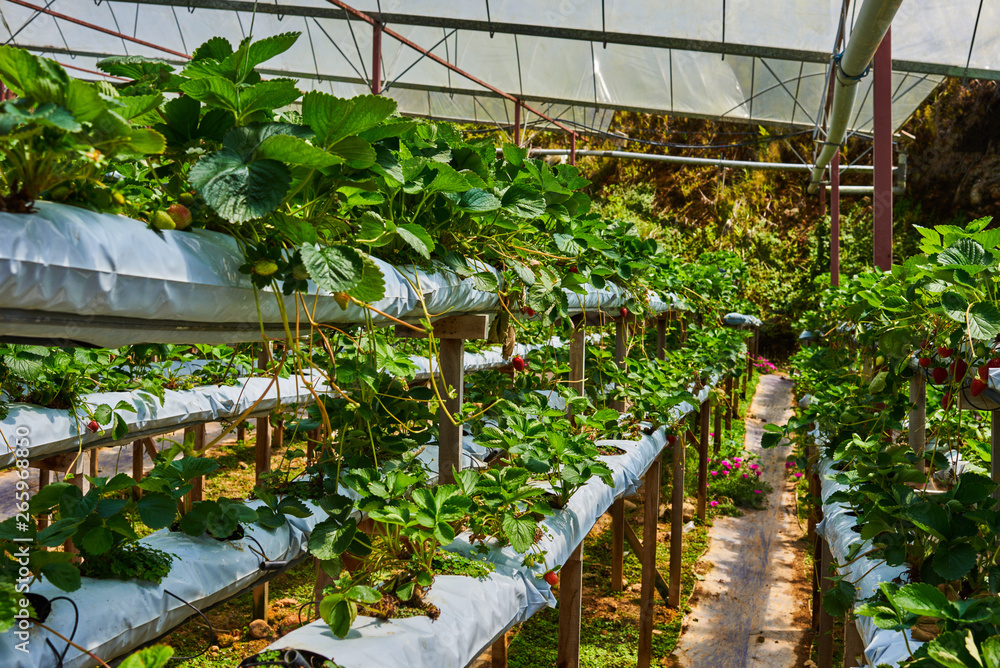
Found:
785,462 -> 795,469
733,458 -> 742,463
750,463 -> 759,470
742,473 -> 749,479
794,472 -> 803,478
710,470 -> 718,476
709,500 -> 719,508
754,490 -> 762,494
755,471 -> 762,477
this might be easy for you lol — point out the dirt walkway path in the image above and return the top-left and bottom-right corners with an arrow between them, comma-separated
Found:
672,373 -> 811,668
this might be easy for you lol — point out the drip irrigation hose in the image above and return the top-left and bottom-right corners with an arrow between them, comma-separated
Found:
240,649 -> 315,668
43,596 -> 78,668
243,527 -> 290,571
297,599 -> 321,626
163,590 -> 215,661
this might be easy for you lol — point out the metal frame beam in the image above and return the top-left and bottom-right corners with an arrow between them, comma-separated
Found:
114,0 -> 1000,82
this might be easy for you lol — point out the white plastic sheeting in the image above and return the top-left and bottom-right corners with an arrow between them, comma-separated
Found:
1,1 -> 982,132
0,497 -> 318,668
815,458 -> 920,667
0,203 -> 680,347
0,373 -> 326,468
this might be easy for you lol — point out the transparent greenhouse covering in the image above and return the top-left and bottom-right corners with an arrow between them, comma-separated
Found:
0,0 -> 997,135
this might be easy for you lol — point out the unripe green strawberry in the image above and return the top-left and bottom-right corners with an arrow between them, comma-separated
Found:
253,259 -> 279,276
291,264 -> 310,281
178,192 -> 195,206
167,203 -> 192,230
151,210 -> 176,230
112,191 -> 125,206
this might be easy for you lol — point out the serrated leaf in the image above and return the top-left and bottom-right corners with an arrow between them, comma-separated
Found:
891,582 -> 951,617
502,143 -> 527,166
80,525 -> 113,555
501,184 -> 546,218
941,291 -> 968,322
347,256 -> 386,303
939,238 -> 989,269
452,188 -> 501,214
969,301 -> 1000,340
472,272 -> 499,292
137,492 -> 179,529
301,92 -> 397,148
300,243 -> 365,294
502,513 -> 537,553
397,224 -> 435,259
119,646 -> 175,668
256,134 -> 342,168
933,542 -> 977,581
189,148 -> 291,223
330,135 -> 376,167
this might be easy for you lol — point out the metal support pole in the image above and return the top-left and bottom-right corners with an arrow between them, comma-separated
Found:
569,132 -> 577,166
568,318 -> 586,402
371,21 -> 382,95
831,152 -> 841,287
637,455 -> 663,668
513,100 -> 522,147
37,469 -> 52,529
191,425 -> 205,503
873,28 -> 893,271
697,401 -> 710,521
556,541 -> 583,668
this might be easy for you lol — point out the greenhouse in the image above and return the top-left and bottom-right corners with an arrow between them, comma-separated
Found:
0,1 -> 997,667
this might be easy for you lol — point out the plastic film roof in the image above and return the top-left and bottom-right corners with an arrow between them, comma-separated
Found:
0,1 -> 996,134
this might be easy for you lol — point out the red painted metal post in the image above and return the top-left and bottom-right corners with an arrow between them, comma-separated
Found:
831,152 -> 840,287
513,100 -> 521,147
570,133 -> 577,166
371,22 -> 382,95
873,28 -> 893,271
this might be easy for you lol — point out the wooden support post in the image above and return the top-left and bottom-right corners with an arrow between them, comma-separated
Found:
909,374 -> 926,470
655,317 -> 666,361
696,401 -> 710,522
397,315 -> 489,485
741,334 -> 752,401
811,533 -> 821,630
568,317 -> 586,422
713,400 -> 723,454
992,410 -> 1000,502
89,448 -> 99,478
491,632 -> 508,668
438,337 -> 464,485
556,541 -> 583,668
191,425 -> 205,503
807,443 -> 818,543
307,428 -> 318,463
668,423 -> 686,607
142,437 -> 159,463
237,421 -> 246,443
611,498 -> 625,591
726,377 -> 735,426
817,538 -> 834,668
253,348 -> 271,622
613,317 -> 626,413
842,617 -> 865,668
131,440 -> 144,500
638,455 -> 663,668
37,469 -> 53,530
623,523 -> 670,602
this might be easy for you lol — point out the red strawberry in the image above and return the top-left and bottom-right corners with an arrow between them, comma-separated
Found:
87,420 -> 100,433
918,357 -> 932,368
950,359 -> 968,380
921,339 -> 929,350
167,203 -> 192,230
544,570 -> 559,586
666,434 -> 677,445
937,346 -> 954,358
619,307 -> 628,318
874,402 -> 887,411
569,267 -> 578,273
988,358 -> 1000,369
932,367 -> 949,384
942,392 -> 953,409
971,378 -> 987,397
522,306 -> 535,317
979,365 -> 990,381
512,355 -> 526,372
